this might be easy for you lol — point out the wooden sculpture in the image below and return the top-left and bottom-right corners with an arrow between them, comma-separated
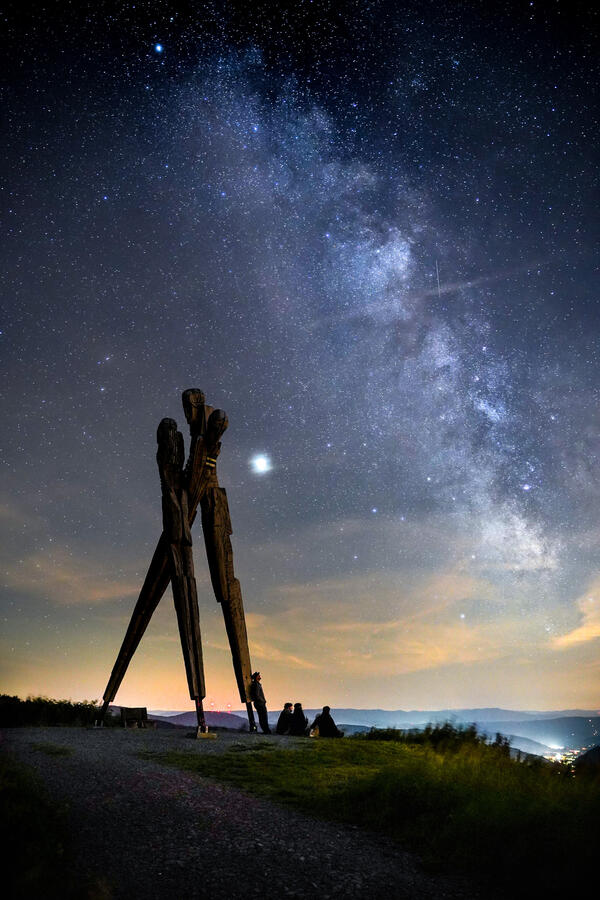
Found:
97,389 -> 257,733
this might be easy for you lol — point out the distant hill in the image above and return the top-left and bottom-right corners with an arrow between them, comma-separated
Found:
153,706 -> 599,729
527,709 -> 600,718
574,745 -> 600,774
479,716 -> 600,750
503,735 -> 556,756
148,711 -> 248,730
338,723 -> 371,735
232,707 -> 599,729
109,707 -> 248,730
140,706 -> 599,752
316,711 -> 600,751
479,732 -> 555,756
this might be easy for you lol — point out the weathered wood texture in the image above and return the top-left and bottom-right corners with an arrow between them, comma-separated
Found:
99,388 -> 254,726
157,417 -> 205,704
201,484 -> 253,704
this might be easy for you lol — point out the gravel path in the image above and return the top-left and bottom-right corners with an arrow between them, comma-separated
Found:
2,727 -> 483,900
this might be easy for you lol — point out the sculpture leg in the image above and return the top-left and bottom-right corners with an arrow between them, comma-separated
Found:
170,574 -> 206,695
97,534 -> 171,723
157,419 -> 208,733
169,548 -> 206,724
246,702 -> 257,732
200,486 -> 255,729
195,697 -> 206,730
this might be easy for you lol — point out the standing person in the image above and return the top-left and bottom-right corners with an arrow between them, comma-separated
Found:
310,706 -> 344,738
276,702 -> 293,735
249,671 -> 271,734
289,702 -> 309,736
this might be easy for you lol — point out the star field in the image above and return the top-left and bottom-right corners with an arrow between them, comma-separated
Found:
1,1 -> 599,711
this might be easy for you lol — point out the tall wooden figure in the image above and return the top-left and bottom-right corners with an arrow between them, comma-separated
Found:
97,389 -> 257,733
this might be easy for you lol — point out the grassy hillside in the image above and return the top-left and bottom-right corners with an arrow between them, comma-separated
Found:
147,724 -> 599,897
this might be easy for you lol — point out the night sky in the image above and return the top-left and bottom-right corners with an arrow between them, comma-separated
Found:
2,1 -> 599,713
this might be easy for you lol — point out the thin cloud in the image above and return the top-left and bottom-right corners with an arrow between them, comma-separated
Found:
553,584 -> 600,649
3,549 -> 140,607
253,566 -> 534,678
245,612 -> 320,670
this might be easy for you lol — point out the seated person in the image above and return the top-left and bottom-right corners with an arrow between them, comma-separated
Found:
288,702 -> 309,736
276,702 -> 293,734
310,706 -> 344,738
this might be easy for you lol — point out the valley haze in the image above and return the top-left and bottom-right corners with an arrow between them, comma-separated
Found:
141,706 -> 600,757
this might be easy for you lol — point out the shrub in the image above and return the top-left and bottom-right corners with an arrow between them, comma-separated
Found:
361,721 -> 508,754
0,694 -> 113,727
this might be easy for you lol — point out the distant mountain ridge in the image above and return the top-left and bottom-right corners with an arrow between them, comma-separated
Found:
477,717 -> 600,750
148,711 -> 247,729
233,707 -> 600,726
148,706 -> 599,728
109,707 -> 248,729
143,706 -> 600,752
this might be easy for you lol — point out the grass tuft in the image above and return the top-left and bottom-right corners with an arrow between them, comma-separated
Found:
32,742 -> 74,757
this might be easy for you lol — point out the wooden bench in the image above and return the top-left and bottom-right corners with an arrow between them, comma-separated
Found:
120,706 -> 150,728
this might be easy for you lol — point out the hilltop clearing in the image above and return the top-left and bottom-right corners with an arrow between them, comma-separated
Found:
2,726 -> 479,900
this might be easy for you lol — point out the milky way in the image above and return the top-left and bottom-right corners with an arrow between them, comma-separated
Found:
2,1 -> 599,710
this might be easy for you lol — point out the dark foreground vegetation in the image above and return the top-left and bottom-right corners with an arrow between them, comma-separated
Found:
0,694 -> 116,727
149,724 -> 599,897
0,752 -> 71,898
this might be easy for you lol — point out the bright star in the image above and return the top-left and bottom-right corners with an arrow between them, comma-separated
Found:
250,454 -> 272,474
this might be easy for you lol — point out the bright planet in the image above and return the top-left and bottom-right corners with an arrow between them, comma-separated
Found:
250,454 -> 272,474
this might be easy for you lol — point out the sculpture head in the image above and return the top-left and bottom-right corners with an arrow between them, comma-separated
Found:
182,388 -> 206,433
206,408 -> 228,445
156,417 -> 178,445
156,417 -> 183,468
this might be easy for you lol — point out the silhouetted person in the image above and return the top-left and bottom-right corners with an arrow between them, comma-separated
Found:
249,671 -> 270,734
289,702 -> 309,736
276,702 -> 293,735
310,706 -> 343,737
